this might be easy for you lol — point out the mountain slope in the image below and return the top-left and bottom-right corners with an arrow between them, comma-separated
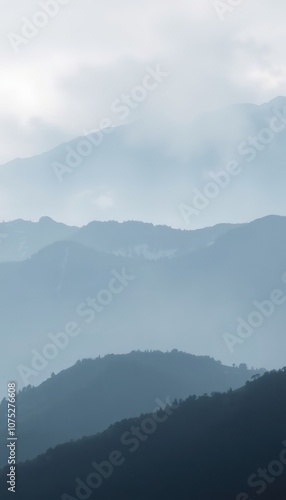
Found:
0,350 -> 263,465
2,369 -> 286,499
0,215 -> 285,398
70,219 -> 237,259
0,217 -> 77,262
1,97 -> 286,228
0,217 -> 237,263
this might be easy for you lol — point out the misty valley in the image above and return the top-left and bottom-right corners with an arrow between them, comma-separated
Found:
1,4 -> 286,496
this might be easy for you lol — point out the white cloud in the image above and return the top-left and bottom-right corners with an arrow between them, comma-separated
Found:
0,0 -> 286,164
94,194 -> 114,210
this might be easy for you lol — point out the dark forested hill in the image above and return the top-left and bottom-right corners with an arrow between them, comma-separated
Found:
1,215 -> 286,398
0,350 -> 263,465
1,369 -> 286,499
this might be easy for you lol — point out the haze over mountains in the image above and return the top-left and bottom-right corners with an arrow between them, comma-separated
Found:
0,214 -> 285,399
0,350 -> 263,466
0,216 -> 236,263
1,97 -> 286,229
0,81 -> 285,500
1,369 -> 286,500
2,0 -> 286,496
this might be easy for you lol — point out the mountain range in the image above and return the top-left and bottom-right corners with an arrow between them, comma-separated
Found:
0,350 -> 263,466
1,95 -> 286,499
0,214 -> 285,398
1,96 -> 286,228
1,368 -> 285,499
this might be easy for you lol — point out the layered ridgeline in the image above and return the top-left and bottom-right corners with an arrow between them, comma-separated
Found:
0,217 -> 76,262
1,97 -> 286,229
1,369 -> 286,499
0,215 -> 286,398
0,350 -> 263,466
0,216 -> 235,262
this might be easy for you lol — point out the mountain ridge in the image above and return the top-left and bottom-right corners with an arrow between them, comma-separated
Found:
1,368 -> 286,499
0,349 -> 264,466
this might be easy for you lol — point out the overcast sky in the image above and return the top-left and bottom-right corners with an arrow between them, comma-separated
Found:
0,0 -> 285,165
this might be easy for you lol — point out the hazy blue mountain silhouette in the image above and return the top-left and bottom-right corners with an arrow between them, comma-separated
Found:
0,217 -> 76,262
1,97 -> 286,228
0,350 -> 263,465
69,220 -> 237,259
0,217 -> 236,262
1,369 -> 286,499
0,215 -> 285,398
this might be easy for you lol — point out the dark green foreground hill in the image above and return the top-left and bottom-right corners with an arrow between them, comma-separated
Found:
1,369 -> 286,499
0,350 -> 262,465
